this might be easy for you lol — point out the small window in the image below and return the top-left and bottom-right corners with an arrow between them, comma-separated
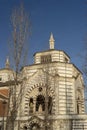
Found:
29,98 -> 33,113
36,95 -> 45,111
41,55 -> 51,63
77,97 -> 81,114
77,103 -> 79,114
38,87 -> 42,92
48,96 -> 52,114
65,57 -> 68,63
36,95 -> 52,114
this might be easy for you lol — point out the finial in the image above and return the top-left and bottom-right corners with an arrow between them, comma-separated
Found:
49,33 -> 55,49
5,57 -> 10,69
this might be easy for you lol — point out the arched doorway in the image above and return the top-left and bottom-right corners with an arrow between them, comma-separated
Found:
36,95 -> 45,111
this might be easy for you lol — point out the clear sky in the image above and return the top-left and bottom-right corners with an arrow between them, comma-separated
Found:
0,0 -> 86,71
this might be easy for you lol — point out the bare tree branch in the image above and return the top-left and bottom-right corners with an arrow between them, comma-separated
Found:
6,3 -> 31,130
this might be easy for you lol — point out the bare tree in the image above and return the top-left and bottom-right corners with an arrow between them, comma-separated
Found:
10,3 -> 31,71
6,3 -> 31,130
82,40 -> 87,112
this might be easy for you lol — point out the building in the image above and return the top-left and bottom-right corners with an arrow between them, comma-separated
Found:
0,33 -> 87,130
0,86 -> 8,130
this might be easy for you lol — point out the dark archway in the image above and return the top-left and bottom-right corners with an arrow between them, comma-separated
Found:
36,95 -> 45,111
29,98 -> 34,113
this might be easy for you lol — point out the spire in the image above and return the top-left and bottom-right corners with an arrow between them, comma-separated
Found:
5,57 -> 10,69
49,33 -> 55,49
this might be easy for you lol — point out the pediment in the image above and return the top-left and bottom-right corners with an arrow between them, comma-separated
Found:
76,75 -> 84,89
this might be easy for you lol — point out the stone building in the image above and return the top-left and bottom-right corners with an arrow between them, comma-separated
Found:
0,33 -> 87,130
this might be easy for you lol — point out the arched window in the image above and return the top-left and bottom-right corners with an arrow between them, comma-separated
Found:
77,90 -> 82,114
77,103 -> 79,114
77,96 -> 82,114
36,95 -> 45,111
29,98 -> 33,113
36,95 -> 52,114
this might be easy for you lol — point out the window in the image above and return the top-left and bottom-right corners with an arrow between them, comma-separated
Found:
77,103 -> 79,114
77,90 -> 82,114
36,95 -> 52,114
36,95 -> 45,111
0,77 -> 2,81
29,98 -> 33,113
48,96 -> 52,114
77,97 -> 81,114
65,57 -> 68,63
41,55 -> 51,63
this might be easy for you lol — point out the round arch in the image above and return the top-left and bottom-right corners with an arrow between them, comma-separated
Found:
24,83 -> 55,115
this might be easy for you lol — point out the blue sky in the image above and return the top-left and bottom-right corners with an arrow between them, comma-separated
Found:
0,0 -> 86,71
